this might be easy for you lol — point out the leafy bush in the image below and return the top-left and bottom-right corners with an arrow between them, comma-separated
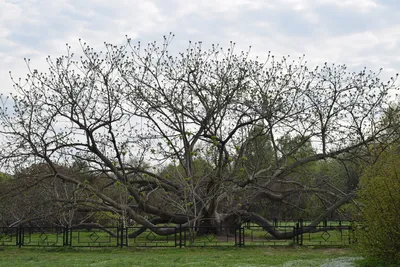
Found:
357,147 -> 400,263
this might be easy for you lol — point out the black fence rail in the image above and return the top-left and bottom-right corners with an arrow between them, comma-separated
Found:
0,227 -> 18,246
0,220 -> 356,248
69,227 -> 121,247
125,226 -> 177,247
244,225 -> 296,246
180,226 -> 242,247
299,225 -> 355,246
243,218 -> 353,228
22,227 -> 65,247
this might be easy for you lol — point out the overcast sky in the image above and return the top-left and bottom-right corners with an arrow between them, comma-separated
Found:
1,0 -> 400,95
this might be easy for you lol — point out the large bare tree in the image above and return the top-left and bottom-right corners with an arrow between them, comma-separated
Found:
0,35 -> 397,237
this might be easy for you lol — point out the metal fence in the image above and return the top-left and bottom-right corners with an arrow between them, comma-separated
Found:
0,220 -> 356,248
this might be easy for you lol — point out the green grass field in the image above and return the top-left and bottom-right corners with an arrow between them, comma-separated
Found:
0,247 -> 361,267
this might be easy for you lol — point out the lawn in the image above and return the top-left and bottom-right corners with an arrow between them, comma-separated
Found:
0,247 -> 361,267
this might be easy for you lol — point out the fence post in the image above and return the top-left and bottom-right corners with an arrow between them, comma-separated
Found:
235,224 -> 244,247
241,225 -> 245,247
293,226 -> 296,244
64,226 -> 69,246
125,226 -> 128,247
17,226 -> 23,248
234,225 -> 237,246
236,225 -> 240,247
299,218 -> 303,246
174,226 -> 177,247
179,224 -> 183,248
15,226 -> 19,247
120,226 -> 123,248
69,226 -> 73,247
349,222 -> 355,244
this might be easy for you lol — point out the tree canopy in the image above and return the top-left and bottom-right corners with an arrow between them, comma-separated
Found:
0,36 -> 398,236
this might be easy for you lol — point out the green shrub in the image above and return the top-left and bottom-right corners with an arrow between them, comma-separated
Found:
357,147 -> 400,263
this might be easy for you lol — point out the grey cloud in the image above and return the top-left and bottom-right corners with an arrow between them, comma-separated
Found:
1,0 -> 399,96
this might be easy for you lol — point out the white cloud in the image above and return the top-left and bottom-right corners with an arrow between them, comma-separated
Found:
0,1 -> 22,38
0,0 -> 399,96
321,0 -> 381,12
